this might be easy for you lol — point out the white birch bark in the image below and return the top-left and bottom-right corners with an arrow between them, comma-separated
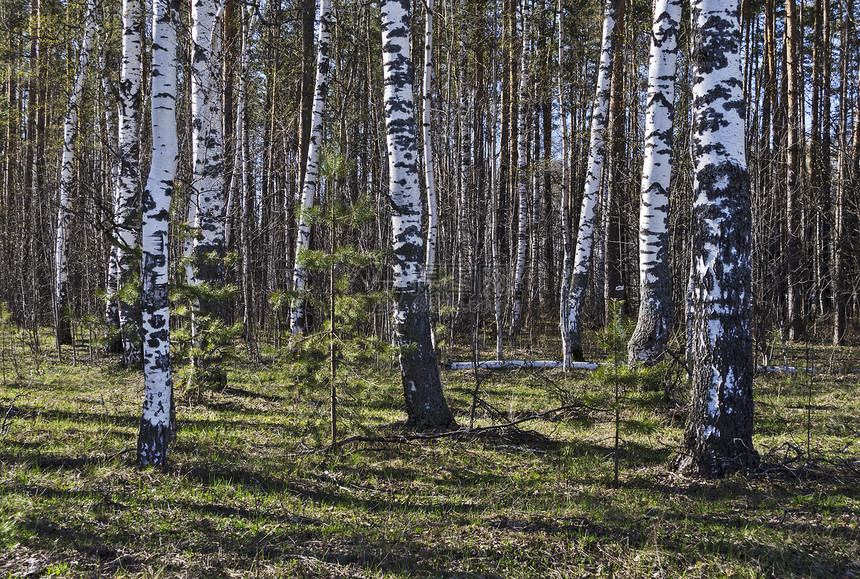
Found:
511,0 -> 531,334
380,0 -> 455,430
627,0 -> 680,364
290,0 -> 333,335
561,0 -> 617,365
113,0 -> 144,366
681,0 -> 757,476
235,9 -> 255,348
185,0 -> 225,323
558,0 -> 572,366
137,0 -> 179,466
54,0 -> 97,346
422,0 -> 437,282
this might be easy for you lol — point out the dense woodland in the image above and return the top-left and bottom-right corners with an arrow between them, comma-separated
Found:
0,0 -> 858,473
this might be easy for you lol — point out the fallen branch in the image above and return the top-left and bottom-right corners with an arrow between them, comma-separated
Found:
448,360 -> 598,370
287,402 -> 601,456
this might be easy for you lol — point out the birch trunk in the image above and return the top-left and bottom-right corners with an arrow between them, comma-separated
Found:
54,0 -> 97,346
558,0 -> 573,366
680,0 -> 758,476
113,0 -> 144,366
561,0 -> 617,364
627,0 -> 680,364
511,0 -> 531,335
422,0 -> 437,282
380,0 -> 456,431
290,0 -> 333,336
137,0 -> 179,466
784,0 -> 803,340
186,0 -> 225,320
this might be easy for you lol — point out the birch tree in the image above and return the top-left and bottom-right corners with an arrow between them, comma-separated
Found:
291,0 -> 333,336
627,0 -> 680,364
511,0 -> 531,335
561,0 -> 618,364
680,0 -> 758,476
185,0 -> 225,316
138,0 -> 179,466
380,0 -> 456,430
111,0 -> 144,366
54,0 -> 96,346
422,0 -> 437,282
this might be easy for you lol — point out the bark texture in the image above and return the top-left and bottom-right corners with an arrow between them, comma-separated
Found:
54,0 -> 97,346
627,0 -> 680,365
113,0 -> 144,366
380,0 -> 456,431
681,0 -> 758,477
138,0 -> 179,466
291,0 -> 333,335
562,0 -> 617,365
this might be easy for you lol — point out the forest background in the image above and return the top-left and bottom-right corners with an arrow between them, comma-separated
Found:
0,0 -> 859,575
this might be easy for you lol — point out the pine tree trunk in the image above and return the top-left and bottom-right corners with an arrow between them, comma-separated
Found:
627,0 -> 680,364
680,0 -> 758,477
562,0 -> 618,364
54,0 -> 97,347
380,0 -> 455,431
291,0 -> 333,335
137,0 -> 179,467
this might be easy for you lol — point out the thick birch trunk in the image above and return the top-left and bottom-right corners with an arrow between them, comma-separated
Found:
291,0 -> 333,336
54,0 -> 97,346
511,0 -> 531,335
627,0 -> 680,364
561,0 -> 617,365
138,0 -> 179,466
380,0 -> 455,431
113,0 -> 144,366
680,0 -> 758,477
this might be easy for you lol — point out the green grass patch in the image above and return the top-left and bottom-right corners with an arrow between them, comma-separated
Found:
0,332 -> 858,577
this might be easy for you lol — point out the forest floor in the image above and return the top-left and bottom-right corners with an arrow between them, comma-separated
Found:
0,326 -> 858,578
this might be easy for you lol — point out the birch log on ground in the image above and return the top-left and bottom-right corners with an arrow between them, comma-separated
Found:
380,0 -> 456,431
291,0 -> 333,336
679,0 -> 758,477
137,0 -> 179,466
627,0 -> 680,365
54,0 -> 96,346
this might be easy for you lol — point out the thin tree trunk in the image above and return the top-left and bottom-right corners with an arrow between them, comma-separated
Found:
380,0 -> 456,431
290,0 -> 333,335
138,0 -> 179,467
54,0 -> 97,346
562,0 -> 618,364
511,0 -> 531,335
627,0 -> 680,364
602,0 -> 625,324
423,0 -> 438,282
785,0 -> 804,340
